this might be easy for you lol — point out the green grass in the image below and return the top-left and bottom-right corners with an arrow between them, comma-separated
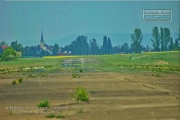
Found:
81,51 -> 180,72
83,51 -> 180,66
0,58 -> 63,69
0,51 -> 179,73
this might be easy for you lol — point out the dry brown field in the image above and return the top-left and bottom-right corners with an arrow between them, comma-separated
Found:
0,70 -> 179,120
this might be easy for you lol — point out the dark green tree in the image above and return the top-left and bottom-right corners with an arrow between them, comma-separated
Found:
107,37 -> 112,52
112,45 -> 120,54
0,47 -> 3,54
0,41 -> 8,46
146,45 -> 150,52
52,44 -> 59,55
151,26 -> 160,51
131,28 -> 143,53
11,41 -> 23,53
163,27 -> 171,51
168,37 -> 174,50
69,36 -> 89,55
121,43 -> 129,53
160,27 -> 171,51
1,47 -> 17,61
174,28 -> 180,50
101,36 -> 108,54
160,27 -> 164,51
89,38 -> 99,54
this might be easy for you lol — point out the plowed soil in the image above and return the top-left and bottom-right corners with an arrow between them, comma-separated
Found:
0,71 -> 179,120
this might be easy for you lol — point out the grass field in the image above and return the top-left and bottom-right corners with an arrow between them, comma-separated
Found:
0,51 -> 179,72
0,51 -> 180,120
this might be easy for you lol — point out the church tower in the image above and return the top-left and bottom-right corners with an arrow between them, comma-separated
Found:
40,31 -> 44,47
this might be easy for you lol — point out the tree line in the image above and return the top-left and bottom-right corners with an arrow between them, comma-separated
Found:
0,26 -> 180,61
56,26 -> 180,55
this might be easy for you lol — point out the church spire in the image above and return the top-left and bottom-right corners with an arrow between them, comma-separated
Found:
40,31 -> 44,47
41,31 -> 44,42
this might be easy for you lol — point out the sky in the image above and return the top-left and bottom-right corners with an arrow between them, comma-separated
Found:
0,0 -> 179,46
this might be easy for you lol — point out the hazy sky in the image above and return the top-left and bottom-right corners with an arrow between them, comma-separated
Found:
0,1 -> 179,46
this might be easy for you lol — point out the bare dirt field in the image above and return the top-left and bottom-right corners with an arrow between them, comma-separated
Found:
0,71 -> 180,120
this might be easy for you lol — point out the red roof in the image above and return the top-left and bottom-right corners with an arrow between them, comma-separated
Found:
1,46 -> 8,49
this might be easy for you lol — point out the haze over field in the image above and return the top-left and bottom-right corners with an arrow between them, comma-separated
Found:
0,1 -> 179,47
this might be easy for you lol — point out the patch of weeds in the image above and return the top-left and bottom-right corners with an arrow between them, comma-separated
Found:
46,114 -> 56,118
12,80 -> 17,85
6,68 -> 9,73
77,109 -> 83,114
123,77 -> 129,80
39,72 -> 47,77
22,72 -> 27,75
152,73 -> 162,77
56,114 -> 65,118
18,78 -> 23,83
46,114 -> 65,118
28,74 -> 33,77
9,112 -> 13,115
73,87 -> 89,102
72,73 -> 80,78
79,69 -> 83,73
154,74 -> 162,77
37,100 -> 50,107
28,74 -> 36,78
44,65 -> 53,68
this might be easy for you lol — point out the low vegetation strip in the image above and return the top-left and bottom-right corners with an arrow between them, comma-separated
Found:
116,65 -> 180,72
43,56 -> 78,59
0,66 -> 44,74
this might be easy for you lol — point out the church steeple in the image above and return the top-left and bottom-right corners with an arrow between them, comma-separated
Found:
40,31 -> 44,47
41,31 -> 44,42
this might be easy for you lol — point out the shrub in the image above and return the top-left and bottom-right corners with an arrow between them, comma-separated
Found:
1,47 -> 17,61
79,69 -> 83,73
73,87 -> 89,102
72,73 -> 80,78
28,74 -> 32,77
12,80 -> 17,85
16,52 -> 22,58
18,78 -> 23,83
37,100 -> 50,107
